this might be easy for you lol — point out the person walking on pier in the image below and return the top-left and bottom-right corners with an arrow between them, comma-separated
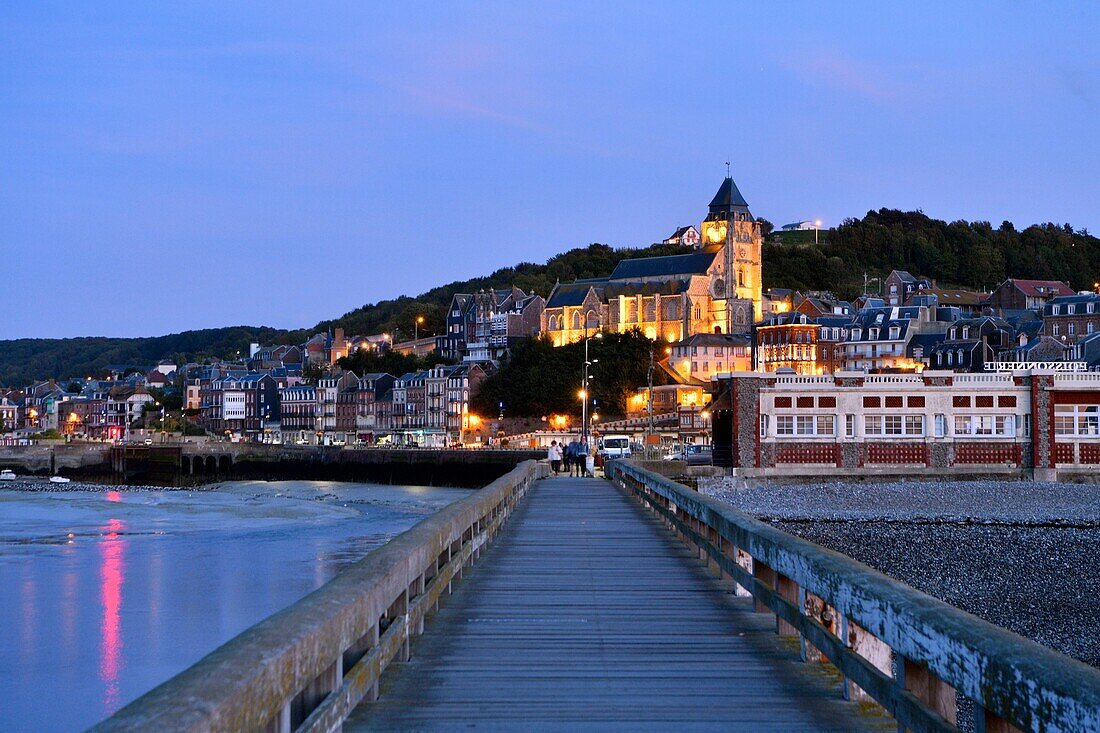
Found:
548,440 -> 562,475
565,438 -> 581,476
577,439 -> 592,477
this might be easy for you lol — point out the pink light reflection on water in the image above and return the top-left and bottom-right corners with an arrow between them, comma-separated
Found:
99,514 -> 127,716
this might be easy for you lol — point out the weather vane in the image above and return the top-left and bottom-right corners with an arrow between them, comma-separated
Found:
725,160 -> 730,177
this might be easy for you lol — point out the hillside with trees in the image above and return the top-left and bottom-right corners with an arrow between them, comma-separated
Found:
765,209 -> 1099,299
3,210 -> 1099,386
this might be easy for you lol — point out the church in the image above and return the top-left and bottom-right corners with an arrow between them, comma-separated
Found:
542,175 -> 763,346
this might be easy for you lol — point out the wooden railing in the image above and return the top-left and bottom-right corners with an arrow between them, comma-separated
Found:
92,460 -> 548,733
607,460 -> 1100,733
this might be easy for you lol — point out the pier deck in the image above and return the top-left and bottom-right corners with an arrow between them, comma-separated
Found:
346,477 -> 887,731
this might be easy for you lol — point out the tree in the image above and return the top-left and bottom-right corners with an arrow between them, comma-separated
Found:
471,330 -> 670,418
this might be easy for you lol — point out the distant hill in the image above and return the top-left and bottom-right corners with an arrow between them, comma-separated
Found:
3,210 -> 1098,385
765,209 -> 1099,299
0,240 -> 687,385
0,327 -> 305,387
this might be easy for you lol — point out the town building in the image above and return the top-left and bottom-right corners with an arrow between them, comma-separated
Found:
107,385 -> 155,437
668,333 -> 752,383
815,316 -> 851,375
0,397 -> 19,433
838,305 -> 951,372
756,313 -> 821,375
928,316 -> 1013,372
1042,293 -> 1100,345
317,371 -> 358,442
884,270 -> 930,306
908,288 -> 989,317
664,225 -> 701,247
279,385 -> 318,444
354,372 -> 396,443
437,294 -> 475,362
203,373 -> 280,439
445,363 -> 488,444
464,288 -> 545,364
711,369 -> 1100,481
985,279 -> 1073,313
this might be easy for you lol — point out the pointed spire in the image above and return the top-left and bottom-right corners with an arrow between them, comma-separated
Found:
708,176 -> 750,213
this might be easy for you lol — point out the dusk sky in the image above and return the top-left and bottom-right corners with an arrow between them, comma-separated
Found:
2,2 -> 1098,339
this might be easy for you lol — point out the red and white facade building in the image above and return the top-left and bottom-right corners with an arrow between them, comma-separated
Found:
712,369 -> 1100,481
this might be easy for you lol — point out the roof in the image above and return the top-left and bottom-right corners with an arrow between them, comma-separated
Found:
917,288 -> 989,307
1045,293 -> 1100,315
757,312 -> 819,328
680,333 -> 751,347
888,270 -> 917,283
609,251 -> 718,281
708,176 -> 750,213
1002,279 -> 1073,298
546,282 -> 605,308
604,278 -> 693,299
667,225 -> 697,240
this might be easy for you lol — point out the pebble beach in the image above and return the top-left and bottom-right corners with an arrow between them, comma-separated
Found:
700,477 -> 1100,668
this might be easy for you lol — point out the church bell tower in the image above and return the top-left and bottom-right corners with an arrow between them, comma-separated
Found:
702,174 -> 762,328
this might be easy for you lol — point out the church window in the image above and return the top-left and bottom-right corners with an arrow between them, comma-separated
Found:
586,310 -> 599,329
735,307 -> 747,325
572,311 -> 582,330
737,269 -> 746,288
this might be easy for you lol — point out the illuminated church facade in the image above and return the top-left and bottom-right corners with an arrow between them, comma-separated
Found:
542,175 -> 763,346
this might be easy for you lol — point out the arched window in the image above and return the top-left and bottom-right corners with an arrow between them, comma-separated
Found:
572,311 -> 582,330
714,326 -> 723,334
735,307 -> 747,325
737,269 -> 746,288
586,310 -> 599,329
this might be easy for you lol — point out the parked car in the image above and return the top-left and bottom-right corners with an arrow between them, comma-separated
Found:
683,444 -> 714,466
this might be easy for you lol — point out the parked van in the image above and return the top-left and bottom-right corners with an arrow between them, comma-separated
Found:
600,434 -> 632,459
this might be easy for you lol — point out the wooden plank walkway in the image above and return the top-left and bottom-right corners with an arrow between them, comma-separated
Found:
345,477 -> 890,731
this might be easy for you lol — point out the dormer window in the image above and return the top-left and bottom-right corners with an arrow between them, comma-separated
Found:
1089,303 -> 1095,314
870,327 -> 879,340
1052,305 -> 1060,315
962,327 -> 970,339
852,328 -> 862,340
950,328 -> 957,339
1069,304 -> 1076,315
889,326 -> 900,340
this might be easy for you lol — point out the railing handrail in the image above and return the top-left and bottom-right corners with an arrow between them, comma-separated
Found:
608,461 -> 1100,733
93,460 -> 547,733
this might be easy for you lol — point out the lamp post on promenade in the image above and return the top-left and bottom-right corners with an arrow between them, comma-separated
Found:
581,331 -> 602,446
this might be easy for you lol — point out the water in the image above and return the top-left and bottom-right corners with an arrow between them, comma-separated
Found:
0,480 -> 472,732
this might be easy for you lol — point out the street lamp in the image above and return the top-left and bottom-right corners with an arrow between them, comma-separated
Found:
814,219 -> 823,245
415,315 -> 425,341
581,331 -> 602,447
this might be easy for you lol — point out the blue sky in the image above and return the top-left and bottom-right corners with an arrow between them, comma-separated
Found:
2,2 -> 1098,338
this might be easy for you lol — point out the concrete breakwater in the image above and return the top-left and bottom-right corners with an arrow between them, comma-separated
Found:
0,444 -> 543,488
701,477 -> 1100,669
